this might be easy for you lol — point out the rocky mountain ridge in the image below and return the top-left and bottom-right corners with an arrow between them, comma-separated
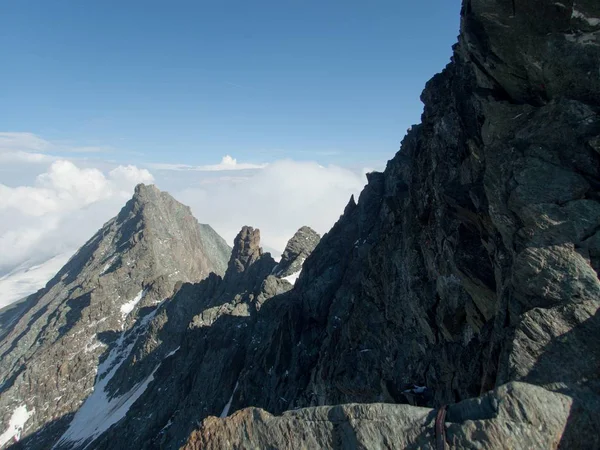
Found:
0,185 -> 231,448
1,0 -> 600,448
1,208 -> 321,449
180,0 -> 600,447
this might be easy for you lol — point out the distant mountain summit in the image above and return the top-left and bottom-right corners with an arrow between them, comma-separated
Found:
79,224 -> 318,450
0,184 -> 230,448
0,183 -> 321,450
112,183 -> 231,280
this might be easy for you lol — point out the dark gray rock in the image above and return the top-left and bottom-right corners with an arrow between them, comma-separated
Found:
4,0 -> 600,448
227,226 -> 263,275
189,1 -> 600,447
273,226 -> 321,278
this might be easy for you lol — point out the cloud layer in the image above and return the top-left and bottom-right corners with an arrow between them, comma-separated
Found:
174,159 -> 367,252
0,132 -> 372,306
0,159 -> 154,276
148,155 -> 267,172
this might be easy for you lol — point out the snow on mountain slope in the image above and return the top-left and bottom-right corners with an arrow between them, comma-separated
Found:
0,253 -> 73,308
0,184 -> 232,449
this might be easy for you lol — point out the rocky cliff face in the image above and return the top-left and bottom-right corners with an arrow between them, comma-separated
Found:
224,0 -> 600,403
186,0 -> 600,447
2,0 -> 599,448
0,185 -> 231,449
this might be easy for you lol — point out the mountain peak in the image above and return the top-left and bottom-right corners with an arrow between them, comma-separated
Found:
0,185 -> 232,446
129,183 -> 181,211
134,182 -> 159,196
273,226 -> 320,279
130,182 -> 161,205
120,185 -> 232,280
227,226 -> 263,274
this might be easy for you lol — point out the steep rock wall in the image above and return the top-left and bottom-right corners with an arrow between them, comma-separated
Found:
230,0 -> 600,418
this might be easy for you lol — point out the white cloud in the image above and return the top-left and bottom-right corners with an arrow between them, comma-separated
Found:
0,159 -> 154,278
173,159 -> 367,252
0,132 -> 114,166
109,165 -> 155,185
66,145 -> 111,153
0,132 -> 51,152
0,160 -> 153,217
0,132 -> 55,166
148,155 -> 267,172
0,150 -> 52,164
0,140 -> 369,307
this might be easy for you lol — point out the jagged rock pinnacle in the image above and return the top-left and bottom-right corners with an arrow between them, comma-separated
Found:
227,226 -> 263,274
274,226 -> 320,278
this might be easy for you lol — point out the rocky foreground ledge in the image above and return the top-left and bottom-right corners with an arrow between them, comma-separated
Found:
184,382 -> 600,449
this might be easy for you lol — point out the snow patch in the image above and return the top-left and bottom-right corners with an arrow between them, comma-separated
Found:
120,289 -> 146,319
56,305 -> 163,448
164,346 -> 180,358
86,317 -> 108,328
56,364 -> 161,447
283,272 -> 300,284
219,381 -> 239,418
0,253 -> 72,308
0,405 -> 33,446
572,9 -> 600,26
100,258 -> 116,276
402,385 -> 427,395
565,32 -> 599,46
84,337 -> 105,354
159,419 -> 173,433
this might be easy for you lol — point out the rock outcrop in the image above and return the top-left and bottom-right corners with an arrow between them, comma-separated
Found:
273,226 -> 321,280
185,382 -> 600,450
227,226 -> 263,275
0,185 -> 231,449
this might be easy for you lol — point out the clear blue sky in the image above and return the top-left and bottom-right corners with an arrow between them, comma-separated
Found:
0,0 -> 461,167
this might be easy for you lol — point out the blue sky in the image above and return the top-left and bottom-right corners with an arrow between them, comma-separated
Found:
1,1 -> 463,302
0,0 -> 461,167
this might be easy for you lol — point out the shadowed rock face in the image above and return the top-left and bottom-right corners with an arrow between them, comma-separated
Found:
3,0 -> 600,449
0,184 -> 231,449
224,0 -> 600,408
180,0 -> 600,448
